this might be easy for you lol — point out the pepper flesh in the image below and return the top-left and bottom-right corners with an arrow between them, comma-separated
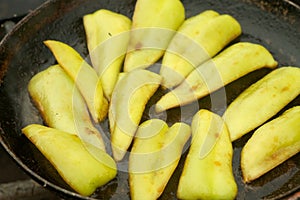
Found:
241,106 -> 300,183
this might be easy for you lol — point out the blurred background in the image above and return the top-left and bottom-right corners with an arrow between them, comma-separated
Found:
0,0 -> 46,19
0,0 -> 47,38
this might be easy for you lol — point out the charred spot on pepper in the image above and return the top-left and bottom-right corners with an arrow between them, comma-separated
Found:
281,86 -> 290,92
135,42 -> 143,50
85,127 -> 95,135
214,161 -> 222,166
214,132 -> 221,139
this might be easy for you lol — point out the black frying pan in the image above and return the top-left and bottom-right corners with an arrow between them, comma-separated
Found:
0,0 -> 299,199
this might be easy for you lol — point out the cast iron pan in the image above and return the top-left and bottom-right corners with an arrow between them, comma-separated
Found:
0,0 -> 299,199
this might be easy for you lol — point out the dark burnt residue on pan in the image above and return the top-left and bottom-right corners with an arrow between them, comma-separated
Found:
241,0 -> 300,24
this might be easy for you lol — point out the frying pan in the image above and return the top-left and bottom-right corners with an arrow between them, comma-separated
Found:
0,0 -> 299,199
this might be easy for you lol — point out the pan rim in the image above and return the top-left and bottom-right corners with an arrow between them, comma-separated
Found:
0,0 -> 299,199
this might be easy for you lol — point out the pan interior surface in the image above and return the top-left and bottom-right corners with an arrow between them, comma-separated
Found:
0,0 -> 299,199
